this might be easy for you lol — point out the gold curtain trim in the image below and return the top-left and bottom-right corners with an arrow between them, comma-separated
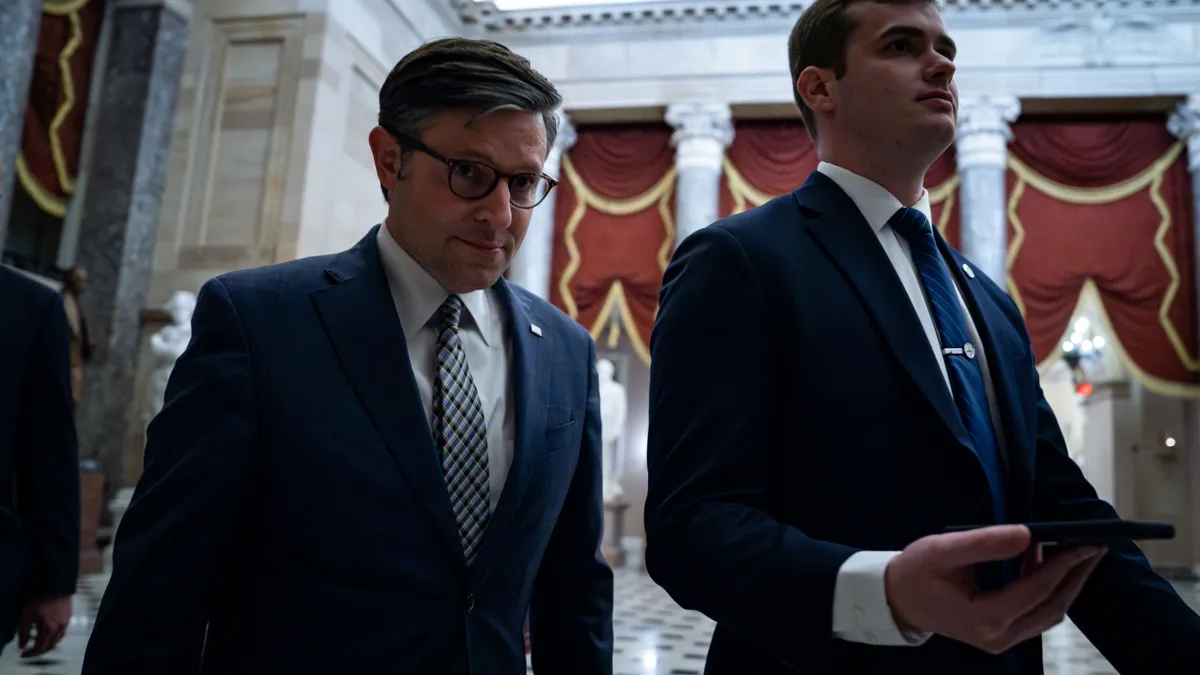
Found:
722,159 -> 961,229
15,0 -> 89,217
1035,280 -> 1200,398
1005,142 -> 1198,374
558,152 -> 676,365
14,154 -> 68,217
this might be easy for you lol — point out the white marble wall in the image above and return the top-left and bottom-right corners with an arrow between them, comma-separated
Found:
505,15 -> 1200,110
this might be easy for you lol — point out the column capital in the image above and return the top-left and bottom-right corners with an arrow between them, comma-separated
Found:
666,102 -> 733,171
545,109 -> 577,174
1167,94 -> 1200,171
956,95 -> 1020,169
553,108 -> 577,153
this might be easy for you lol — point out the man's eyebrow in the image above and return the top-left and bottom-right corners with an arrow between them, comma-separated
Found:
878,25 -> 957,56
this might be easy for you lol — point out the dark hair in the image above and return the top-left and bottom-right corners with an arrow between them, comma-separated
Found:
787,0 -> 934,143
377,37 -> 562,201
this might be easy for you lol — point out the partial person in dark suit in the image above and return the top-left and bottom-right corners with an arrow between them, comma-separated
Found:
83,38 -> 613,675
644,1 -> 1200,674
0,258 -> 81,658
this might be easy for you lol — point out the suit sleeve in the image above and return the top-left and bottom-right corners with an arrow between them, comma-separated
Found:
82,277 -> 256,674
529,336 -> 614,675
1028,368 -> 1200,671
644,226 -> 859,659
14,292 -> 81,598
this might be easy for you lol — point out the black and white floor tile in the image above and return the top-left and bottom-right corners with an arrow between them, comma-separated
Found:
2,568 -> 1196,674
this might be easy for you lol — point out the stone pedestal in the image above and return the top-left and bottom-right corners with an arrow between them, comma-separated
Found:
102,487 -> 135,575
666,103 -> 733,245
955,95 -> 1020,283
0,0 -> 43,245
602,498 -> 630,567
508,110 -> 575,299
75,2 -> 189,509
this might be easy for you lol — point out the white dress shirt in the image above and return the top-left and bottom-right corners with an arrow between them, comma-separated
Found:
818,162 -> 1006,647
376,225 -> 515,511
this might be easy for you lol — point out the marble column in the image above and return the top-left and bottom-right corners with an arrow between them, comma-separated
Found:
955,95 -> 1020,283
0,0 -> 43,247
1168,95 -> 1200,340
510,110 -> 576,299
75,0 -> 189,504
666,103 -> 734,245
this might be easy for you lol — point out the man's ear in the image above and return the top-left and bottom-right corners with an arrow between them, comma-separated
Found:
796,65 -> 837,115
368,126 -> 404,189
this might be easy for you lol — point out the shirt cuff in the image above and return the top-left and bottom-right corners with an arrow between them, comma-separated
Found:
831,550 -> 931,647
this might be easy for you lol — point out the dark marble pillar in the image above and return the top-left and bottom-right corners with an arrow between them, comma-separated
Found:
75,2 -> 189,506
0,0 -> 43,246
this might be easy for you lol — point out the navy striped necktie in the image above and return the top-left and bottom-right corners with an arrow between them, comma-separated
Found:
889,207 -> 1007,525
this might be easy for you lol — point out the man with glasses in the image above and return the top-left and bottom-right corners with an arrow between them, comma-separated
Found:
84,38 -> 613,675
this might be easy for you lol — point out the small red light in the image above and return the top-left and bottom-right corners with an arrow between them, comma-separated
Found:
1076,382 -> 1093,396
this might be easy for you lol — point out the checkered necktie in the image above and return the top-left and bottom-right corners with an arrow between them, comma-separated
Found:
433,295 -> 490,564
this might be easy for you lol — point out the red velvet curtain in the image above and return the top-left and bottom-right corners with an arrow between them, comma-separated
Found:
549,124 -> 676,362
18,0 -> 105,218
719,120 -> 960,248
1006,115 -> 1198,389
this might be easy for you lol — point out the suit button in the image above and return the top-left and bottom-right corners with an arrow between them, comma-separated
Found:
466,594 -> 476,614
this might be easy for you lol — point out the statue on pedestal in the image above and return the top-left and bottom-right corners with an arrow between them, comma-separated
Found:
146,291 -> 196,425
60,266 -> 92,409
597,358 -> 627,503
1042,358 -> 1087,467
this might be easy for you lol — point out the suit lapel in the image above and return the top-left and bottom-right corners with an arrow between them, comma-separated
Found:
471,278 -> 547,577
797,173 -> 975,451
309,226 -> 465,565
940,239 -> 1037,515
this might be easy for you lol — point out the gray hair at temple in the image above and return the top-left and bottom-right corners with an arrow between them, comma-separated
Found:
377,37 -> 563,202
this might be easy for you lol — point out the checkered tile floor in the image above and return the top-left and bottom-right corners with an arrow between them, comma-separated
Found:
2,568 -> 1196,674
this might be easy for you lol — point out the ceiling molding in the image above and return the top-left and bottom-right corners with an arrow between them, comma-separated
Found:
447,0 -> 1200,40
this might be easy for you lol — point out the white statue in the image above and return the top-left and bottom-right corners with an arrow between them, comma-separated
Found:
597,358 -> 627,502
1041,359 -> 1088,468
146,291 -> 197,425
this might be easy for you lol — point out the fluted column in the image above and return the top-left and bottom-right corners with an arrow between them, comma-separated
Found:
0,0 -> 43,247
1168,95 -> 1200,335
666,103 -> 733,245
955,95 -> 1020,283
510,110 -> 575,299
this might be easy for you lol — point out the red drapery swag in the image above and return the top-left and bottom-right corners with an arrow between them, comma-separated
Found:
549,124 -> 676,363
1007,115 -> 1198,393
18,0 -> 104,218
718,120 -> 961,247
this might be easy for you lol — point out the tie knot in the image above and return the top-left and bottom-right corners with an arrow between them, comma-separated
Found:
435,294 -> 465,332
889,207 -> 933,243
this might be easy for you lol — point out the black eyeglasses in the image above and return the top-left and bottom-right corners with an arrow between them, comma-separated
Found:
384,127 -> 558,209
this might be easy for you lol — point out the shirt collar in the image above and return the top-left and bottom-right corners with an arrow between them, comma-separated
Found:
816,161 -> 933,234
375,225 -> 493,345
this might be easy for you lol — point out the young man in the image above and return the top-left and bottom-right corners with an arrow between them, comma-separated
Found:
84,38 -> 613,675
644,1 -> 1200,673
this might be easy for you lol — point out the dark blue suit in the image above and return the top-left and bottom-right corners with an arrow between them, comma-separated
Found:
644,173 -> 1200,674
0,266 -> 80,649
83,226 -> 613,674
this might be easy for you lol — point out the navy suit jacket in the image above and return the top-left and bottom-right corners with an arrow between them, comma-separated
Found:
0,266 -> 80,646
83,227 -> 613,674
644,173 -> 1200,675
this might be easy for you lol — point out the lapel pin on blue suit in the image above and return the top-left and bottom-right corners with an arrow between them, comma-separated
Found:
530,323 -> 542,337
962,263 -> 975,279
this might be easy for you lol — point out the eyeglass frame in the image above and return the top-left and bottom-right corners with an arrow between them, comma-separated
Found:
381,125 -> 559,209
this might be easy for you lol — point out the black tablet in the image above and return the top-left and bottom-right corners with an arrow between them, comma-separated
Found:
944,519 -> 1175,546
